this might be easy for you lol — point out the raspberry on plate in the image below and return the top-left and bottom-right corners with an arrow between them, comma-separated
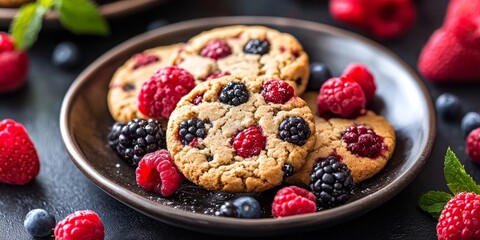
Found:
437,192 -> 480,240
272,186 -> 316,218
54,210 -> 104,240
138,66 -> 196,118
317,76 -> 366,118
343,63 -> 376,103
466,128 -> 480,163
232,126 -> 266,158
0,119 -> 40,185
136,150 -> 183,197
200,39 -> 232,60
261,80 -> 294,104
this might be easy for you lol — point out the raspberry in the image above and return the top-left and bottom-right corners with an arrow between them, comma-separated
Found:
0,119 -> 39,185
466,128 -> 480,163
261,80 -> 294,104
54,210 -> 104,240
243,39 -> 270,55
218,81 -> 249,106
343,63 -> 376,103
437,192 -> 480,240
133,53 -> 160,69
272,186 -> 317,218
0,32 -> 14,53
316,76 -> 366,118
192,95 -> 203,105
178,118 -> 207,146
205,71 -> 230,81
232,126 -> 266,158
138,66 -> 195,118
200,40 -> 232,60
342,124 -> 387,158
0,49 -> 29,93
278,116 -> 311,146
136,150 -> 183,197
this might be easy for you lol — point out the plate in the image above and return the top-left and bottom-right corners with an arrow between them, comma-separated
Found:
60,16 -> 436,236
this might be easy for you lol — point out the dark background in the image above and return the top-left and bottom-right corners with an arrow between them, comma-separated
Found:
1,0 -> 478,239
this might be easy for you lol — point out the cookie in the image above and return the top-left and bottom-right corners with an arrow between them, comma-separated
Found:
287,92 -> 396,185
167,75 -> 316,193
171,25 -> 310,95
0,0 -> 30,7
107,44 -> 181,123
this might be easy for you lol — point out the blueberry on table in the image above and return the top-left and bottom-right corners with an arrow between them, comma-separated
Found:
307,62 -> 332,91
24,209 -> 56,238
232,196 -> 261,219
52,42 -> 81,69
146,19 -> 170,31
436,93 -> 461,120
462,112 -> 480,138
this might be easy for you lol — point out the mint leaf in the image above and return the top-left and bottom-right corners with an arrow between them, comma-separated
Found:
445,148 -> 480,194
55,0 -> 109,35
419,191 -> 452,219
9,3 -> 47,50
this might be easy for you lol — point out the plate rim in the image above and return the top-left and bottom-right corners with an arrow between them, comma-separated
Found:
59,16 -> 436,236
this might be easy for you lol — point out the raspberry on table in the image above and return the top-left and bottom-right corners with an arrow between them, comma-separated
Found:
232,126 -> 266,158
261,80 -> 294,104
0,47 -> 29,94
278,116 -> 311,146
205,71 -> 230,81
133,53 -> 160,69
218,81 -> 249,106
437,192 -> 480,240
136,150 -> 183,197
243,39 -> 270,55
138,66 -> 195,118
466,128 -> 480,163
178,118 -> 207,146
54,210 -> 104,240
343,63 -> 376,103
317,76 -> 366,118
282,164 -> 294,179
0,32 -> 14,53
310,155 -> 354,209
272,186 -> 317,217
342,124 -> 386,159
200,40 -> 232,60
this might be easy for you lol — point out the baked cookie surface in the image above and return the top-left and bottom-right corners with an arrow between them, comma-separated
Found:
172,25 -> 310,95
167,75 -> 316,192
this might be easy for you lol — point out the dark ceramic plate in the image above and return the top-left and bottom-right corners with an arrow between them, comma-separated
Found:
60,16 -> 436,236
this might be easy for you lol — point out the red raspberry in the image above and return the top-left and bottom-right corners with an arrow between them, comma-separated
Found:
342,125 -> 387,158
192,95 -> 203,105
261,80 -> 294,104
0,32 -> 14,53
272,186 -> 316,218
437,192 -> 480,240
200,40 -> 232,60
138,66 -> 195,118
466,128 -> 480,163
205,71 -> 230,81
232,126 -> 266,158
316,76 -> 366,118
132,53 -> 160,69
0,119 -> 39,185
0,33 -> 29,93
343,63 -> 376,103
54,210 -> 104,240
136,150 -> 183,196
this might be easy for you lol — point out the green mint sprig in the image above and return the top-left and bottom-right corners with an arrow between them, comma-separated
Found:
9,0 -> 109,50
418,148 -> 480,219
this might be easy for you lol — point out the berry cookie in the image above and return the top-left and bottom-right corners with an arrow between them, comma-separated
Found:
171,25 -> 310,95
167,75 -> 316,192
107,44 -> 181,123
287,92 -> 396,185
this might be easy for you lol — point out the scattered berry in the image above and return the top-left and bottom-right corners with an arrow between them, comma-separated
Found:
0,32 -> 14,53
342,125 -> 386,158
310,155 -> 354,209
466,128 -> 480,164
218,81 -> 249,106
0,119 -> 39,185
243,39 -> 270,55
279,116 -> 311,146
261,80 -> 294,104
0,46 -> 29,93
54,210 -> 104,240
52,42 -> 81,69
214,201 -> 237,217
112,119 -> 166,165
138,66 -> 195,118
133,53 -> 160,69
24,209 -> 56,238
200,40 -> 232,60
232,197 -> 261,219
282,164 -> 294,179
317,76 -> 366,118
232,126 -> 266,158
205,71 -> 230,81
461,112 -> 480,138
435,93 -> 462,120
343,63 -> 376,103
272,186 -> 316,217
307,62 -> 333,91
178,118 -> 207,146
136,150 -> 183,196
437,192 -> 480,240
146,19 -> 169,31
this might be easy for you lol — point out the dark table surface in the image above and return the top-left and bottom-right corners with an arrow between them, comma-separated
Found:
1,0 -> 478,239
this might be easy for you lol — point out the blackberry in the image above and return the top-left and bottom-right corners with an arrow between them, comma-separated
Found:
179,118 -> 207,145
310,156 -> 354,209
283,164 -> 294,179
108,122 -> 125,150
219,81 -> 249,106
214,201 -> 237,217
243,39 -> 270,55
278,116 -> 311,146
114,119 -> 166,165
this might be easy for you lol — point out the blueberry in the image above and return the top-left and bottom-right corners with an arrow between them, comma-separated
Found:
462,112 -> 480,137
232,196 -> 261,219
435,93 -> 461,120
52,42 -> 81,68
307,62 -> 332,91
146,19 -> 170,31
24,209 -> 56,238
